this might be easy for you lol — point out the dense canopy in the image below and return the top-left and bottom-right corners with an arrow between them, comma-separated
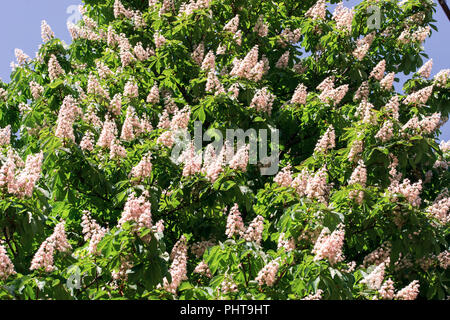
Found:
0,0 -> 449,300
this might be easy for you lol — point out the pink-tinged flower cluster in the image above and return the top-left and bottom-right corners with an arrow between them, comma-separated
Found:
434,69 -> 450,87
312,224 -> 345,265
111,259 -> 133,282
120,107 -> 141,141
96,60 -> 113,79
306,0 -> 326,20
412,26 -> 431,43
278,233 -> 295,252
206,70 -> 225,94
433,159 -> 449,170
370,60 -> 386,81
0,243 -> 16,280
379,278 -> 395,300
132,12 -> 146,29
302,289 -> 323,300
291,83 -> 308,105
317,76 -> 335,92
255,258 -> 280,287
41,20 -> 54,42
333,2 -> 354,33
250,87 -> 275,114
254,15 -> 269,37
403,85 -> 433,105
317,77 -> 348,106
225,204 -> 245,239
220,276 -> 238,293
146,84 -> 160,104
388,178 -> 422,207
55,95 -> 82,143
80,131 -> 95,151
157,130 -> 175,148
30,81 -> 44,100
118,191 -> 153,235
67,21 -> 103,42
353,81 -> 369,102
356,100 -> 377,124
402,113 -> 441,135
171,106 -> 191,130
419,113 -> 441,134
48,55 -> 65,81
0,125 -> 11,146
107,93 -> 121,116
417,59 -> 433,78
228,144 -> 249,172
380,72 -> 395,91
353,32 -> 374,61
278,28 -> 301,47
163,235 -> 188,294
375,120 -> 394,143
223,15 -> 239,34
348,159 -> 367,203
154,31 -> 166,49
114,0 -> 133,19
293,62 -> 307,74
228,83 -> 240,99
164,94 -> 178,114
426,196 -> 450,225
348,139 -> 363,162
18,102 -> 31,114
158,0 -> 175,16
440,140 -> 450,153
0,150 -> 22,193
289,167 -> 331,205
353,42 -> 370,61
384,95 -> 400,120
191,42 -> 204,65
361,260 -> 388,290
201,144 -> 225,182
178,0 -> 211,16
194,261 -> 212,278
395,280 -> 420,300
314,126 -> 335,153
117,34 -> 135,67
14,49 -> 30,66
275,51 -> 290,69
154,219 -> 165,234
30,221 -> 72,272
3,151 -> 44,199
179,141 -> 202,177
328,84 -> 349,106
97,116 -> 118,149
230,46 -> 268,82
123,80 -> 139,98
437,251 -> 449,269
233,30 -> 243,46
274,164 -> 293,187
87,74 -> 110,99
243,215 -> 264,245
216,44 -> 226,55
84,105 -> 103,129
0,88 -> 7,101
131,152 -> 153,180
81,211 -> 108,255
106,28 -> 119,47
201,51 -> 216,71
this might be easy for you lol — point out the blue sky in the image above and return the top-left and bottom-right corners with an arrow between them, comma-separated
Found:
0,0 -> 448,141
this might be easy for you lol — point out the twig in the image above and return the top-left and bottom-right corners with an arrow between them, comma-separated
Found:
438,0 -> 450,21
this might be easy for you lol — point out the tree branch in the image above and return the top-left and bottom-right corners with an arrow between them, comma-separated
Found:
439,0 -> 450,21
